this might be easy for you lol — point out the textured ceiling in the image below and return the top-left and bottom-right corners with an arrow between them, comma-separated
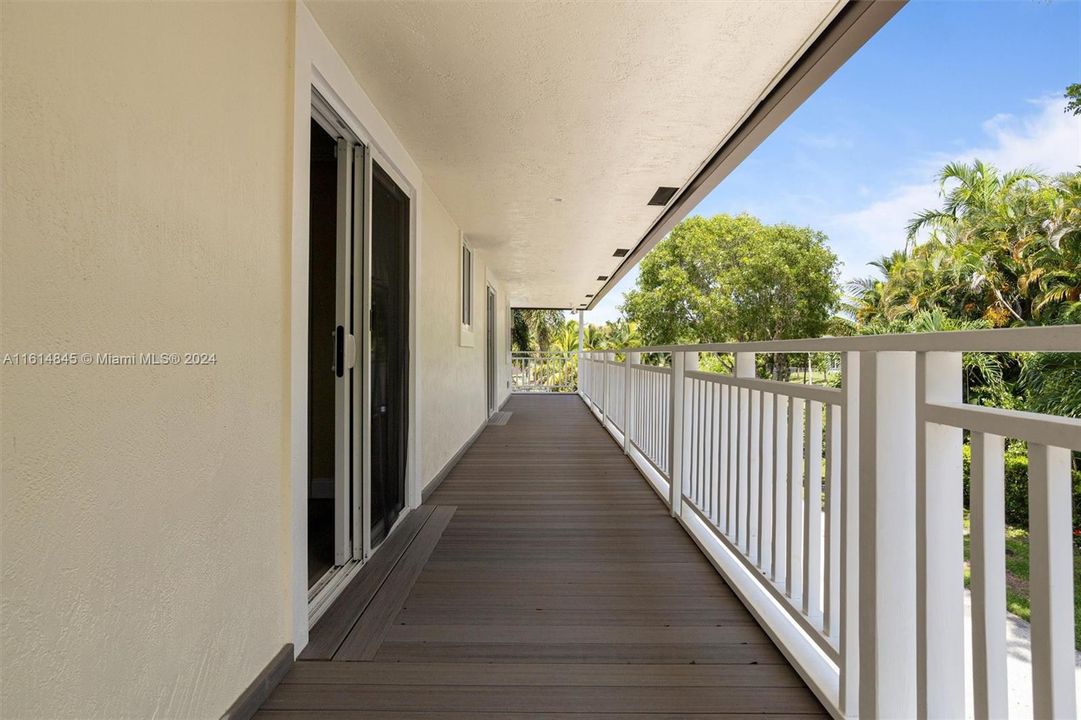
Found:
308,0 -> 843,308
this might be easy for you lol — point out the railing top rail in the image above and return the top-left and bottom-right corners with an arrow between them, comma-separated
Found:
686,369 -> 841,404
632,363 -> 672,374
581,325 -> 1080,355
925,401 -> 1081,449
511,350 -> 578,355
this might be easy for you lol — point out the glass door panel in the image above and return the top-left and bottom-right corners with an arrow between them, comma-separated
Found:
369,160 -> 409,547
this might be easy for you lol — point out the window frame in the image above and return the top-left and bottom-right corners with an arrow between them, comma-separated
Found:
459,234 -> 475,346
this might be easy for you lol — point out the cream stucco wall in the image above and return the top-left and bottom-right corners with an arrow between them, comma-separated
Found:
418,182 -> 511,487
1,3 -> 294,718
1,2 -> 512,716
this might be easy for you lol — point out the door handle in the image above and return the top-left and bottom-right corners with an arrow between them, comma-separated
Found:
345,333 -> 357,370
335,325 -> 345,378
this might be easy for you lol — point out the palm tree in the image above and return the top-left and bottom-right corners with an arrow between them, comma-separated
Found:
582,324 -> 606,351
905,161 -> 1043,325
512,309 -> 568,350
905,160 -> 1038,248
549,320 -> 579,353
604,319 -> 642,350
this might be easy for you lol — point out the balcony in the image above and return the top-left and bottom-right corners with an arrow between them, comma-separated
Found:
267,326 -> 1081,719
4,3 -> 1078,718
259,393 -> 827,716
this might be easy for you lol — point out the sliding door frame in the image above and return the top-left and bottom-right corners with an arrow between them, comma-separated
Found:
306,91 -> 362,609
486,284 -> 497,416
292,4 -> 421,654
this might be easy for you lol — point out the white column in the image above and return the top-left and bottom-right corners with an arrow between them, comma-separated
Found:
915,352 -> 964,719
858,351 -> 917,719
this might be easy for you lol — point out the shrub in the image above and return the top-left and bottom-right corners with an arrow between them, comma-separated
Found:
962,441 -> 1081,531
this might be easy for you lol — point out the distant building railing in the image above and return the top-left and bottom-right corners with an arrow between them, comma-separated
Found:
511,351 -> 577,393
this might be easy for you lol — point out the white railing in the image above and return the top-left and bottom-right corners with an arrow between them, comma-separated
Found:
578,326 -> 1081,720
511,351 -> 577,392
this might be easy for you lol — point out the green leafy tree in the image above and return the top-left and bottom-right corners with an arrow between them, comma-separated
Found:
1066,83 -> 1081,116
622,214 -> 840,376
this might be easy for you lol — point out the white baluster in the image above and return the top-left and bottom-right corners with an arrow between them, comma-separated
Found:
706,380 -> 715,517
772,393 -> 789,586
824,403 -> 841,639
758,391 -> 775,572
735,353 -> 755,550
728,381 -> 739,535
916,352 -> 964,719
1029,442 -> 1076,719
969,431 -> 1007,719
839,352 -> 860,718
787,396 -> 805,601
747,389 -> 761,555
719,384 -> 730,530
689,378 -> 699,505
803,400 -> 823,620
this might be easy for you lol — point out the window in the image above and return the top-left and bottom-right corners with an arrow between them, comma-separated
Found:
461,240 -> 473,328
459,236 -> 475,346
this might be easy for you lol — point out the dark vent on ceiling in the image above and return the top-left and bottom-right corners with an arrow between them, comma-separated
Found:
613,249 -> 629,258
597,275 -> 608,281
585,294 -> 594,298
648,186 -> 679,206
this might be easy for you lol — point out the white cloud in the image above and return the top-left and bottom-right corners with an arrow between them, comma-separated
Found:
829,181 -> 940,274
829,98 -> 1081,280
972,101 -> 1081,173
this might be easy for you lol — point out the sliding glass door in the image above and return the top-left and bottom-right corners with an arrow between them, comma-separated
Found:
369,161 -> 409,547
308,92 -> 411,603
307,115 -> 345,588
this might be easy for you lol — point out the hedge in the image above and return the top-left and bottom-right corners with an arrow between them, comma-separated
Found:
962,441 -> 1081,531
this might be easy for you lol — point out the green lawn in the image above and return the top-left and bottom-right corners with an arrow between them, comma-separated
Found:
962,515 -> 1081,649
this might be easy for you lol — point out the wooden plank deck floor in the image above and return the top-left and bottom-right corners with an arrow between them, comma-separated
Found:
259,394 -> 826,718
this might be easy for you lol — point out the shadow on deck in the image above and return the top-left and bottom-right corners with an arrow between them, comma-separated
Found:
258,394 -> 826,718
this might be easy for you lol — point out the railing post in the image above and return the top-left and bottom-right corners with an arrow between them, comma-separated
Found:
839,352 -> 860,717
733,352 -> 754,377
624,351 -> 639,454
916,352 -> 964,719
858,351 -> 917,719
583,353 -> 590,406
577,311 -> 585,397
601,351 -> 609,427
669,351 -> 696,517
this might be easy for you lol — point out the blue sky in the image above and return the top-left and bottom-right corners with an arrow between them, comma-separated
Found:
589,0 -> 1081,324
